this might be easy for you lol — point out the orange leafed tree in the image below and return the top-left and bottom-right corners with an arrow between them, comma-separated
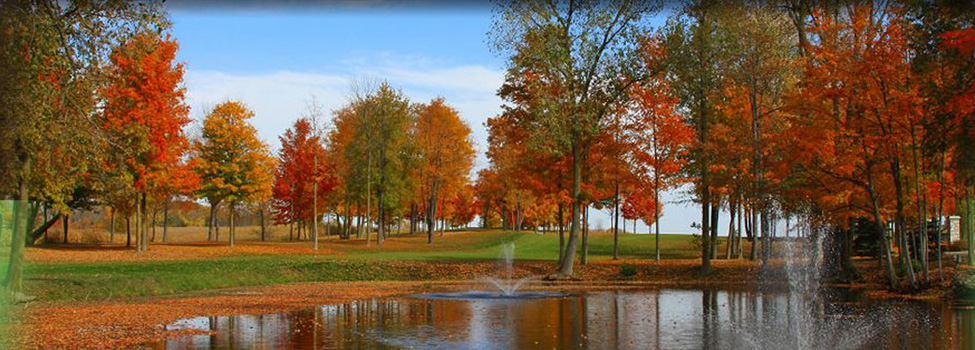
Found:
101,32 -> 191,252
625,58 -> 694,260
191,101 -> 275,248
782,4 -> 923,289
413,98 -> 475,243
324,105 -> 360,239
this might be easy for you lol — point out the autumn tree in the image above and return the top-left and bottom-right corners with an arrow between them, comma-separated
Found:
272,117 -> 335,246
782,3 -> 925,289
626,42 -> 694,260
192,101 -> 275,249
491,0 -> 662,276
660,1 -> 729,271
413,98 -> 475,243
346,82 -> 413,245
714,1 -> 795,268
325,104 -> 362,240
101,32 -> 191,252
0,0 -> 165,292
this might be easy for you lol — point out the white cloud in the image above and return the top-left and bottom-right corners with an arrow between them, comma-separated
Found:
182,65 -> 503,170
184,70 -> 352,147
381,65 -> 503,93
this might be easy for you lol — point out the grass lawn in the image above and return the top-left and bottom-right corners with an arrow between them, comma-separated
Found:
0,248 -> 13,348
338,229 -> 706,261
19,229 -> 729,301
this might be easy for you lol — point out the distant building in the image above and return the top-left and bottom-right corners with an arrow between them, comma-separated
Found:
950,216 -> 961,243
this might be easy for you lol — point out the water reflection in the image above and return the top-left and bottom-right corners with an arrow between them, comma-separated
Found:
151,289 -> 975,350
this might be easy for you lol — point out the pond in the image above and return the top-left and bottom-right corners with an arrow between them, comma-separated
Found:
149,287 -> 975,350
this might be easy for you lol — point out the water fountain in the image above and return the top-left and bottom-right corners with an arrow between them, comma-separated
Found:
479,242 -> 535,296
725,225 -> 888,349
416,242 -> 565,300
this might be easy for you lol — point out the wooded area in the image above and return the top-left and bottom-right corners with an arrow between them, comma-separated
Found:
1,0 -> 974,296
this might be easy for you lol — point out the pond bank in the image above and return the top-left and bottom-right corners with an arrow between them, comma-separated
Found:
14,259 -> 782,350
11,257 -> 962,349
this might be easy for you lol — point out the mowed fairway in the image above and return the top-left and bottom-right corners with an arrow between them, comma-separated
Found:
21,229 -> 725,301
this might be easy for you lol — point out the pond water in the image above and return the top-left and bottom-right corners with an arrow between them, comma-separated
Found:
149,288 -> 975,350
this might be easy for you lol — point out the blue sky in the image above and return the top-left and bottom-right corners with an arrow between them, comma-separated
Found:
165,3 -> 727,235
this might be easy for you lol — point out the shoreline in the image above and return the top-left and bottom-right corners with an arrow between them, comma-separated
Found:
12,257 -> 956,350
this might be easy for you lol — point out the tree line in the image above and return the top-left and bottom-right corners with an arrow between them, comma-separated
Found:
480,0 -> 975,289
0,1 -> 476,294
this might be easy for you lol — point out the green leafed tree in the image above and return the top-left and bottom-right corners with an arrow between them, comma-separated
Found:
490,0 -> 662,276
0,0 -> 166,293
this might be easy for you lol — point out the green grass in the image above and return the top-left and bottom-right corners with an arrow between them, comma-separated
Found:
0,246 -> 14,348
23,256 -> 434,301
21,230 -> 704,301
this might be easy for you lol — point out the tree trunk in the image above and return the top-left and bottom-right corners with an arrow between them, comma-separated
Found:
151,208 -> 157,243
62,214 -> 69,245
711,202 -> 719,260
126,214 -> 132,248
427,181 -> 439,244
378,165 -> 386,246
4,152 -> 31,292
162,201 -> 170,243
439,193 -> 446,237
581,205 -> 589,266
737,200 -> 744,259
207,201 -> 218,241
229,201 -> 236,249
410,203 -> 417,235
911,131 -> 928,284
260,206 -> 267,242
558,204 -> 565,262
654,174 -> 661,260
558,141 -> 583,276
867,161 -> 899,290
140,193 -> 148,252
43,207 -> 48,243
613,181 -> 620,260
891,159 -> 918,289
937,152 -> 947,279
701,182 -> 712,271
110,208 -> 116,244
135,197 -> 142,252
726,197 -> 735,259
214,202 -> 221,241
313,175 -> 319,251
749,205 -> 758,261
356,199 -> 362,240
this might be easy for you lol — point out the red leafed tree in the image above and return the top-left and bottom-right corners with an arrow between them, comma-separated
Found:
101,32 -> 190,252
625,43 -> 694,260
782,4 -> 924,289
272,118 -> 335,236
446,184 -> 478,228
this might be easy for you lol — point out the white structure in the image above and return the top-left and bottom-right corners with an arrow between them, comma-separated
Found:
949,216 -> 961,243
